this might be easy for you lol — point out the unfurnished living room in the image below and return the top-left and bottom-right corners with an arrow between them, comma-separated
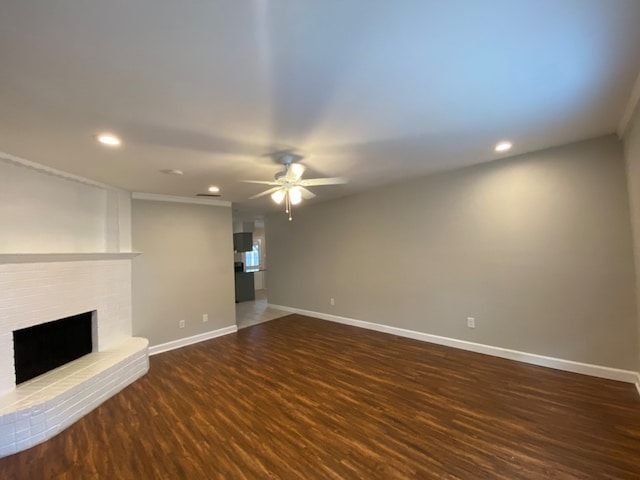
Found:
1,1 -> 640,478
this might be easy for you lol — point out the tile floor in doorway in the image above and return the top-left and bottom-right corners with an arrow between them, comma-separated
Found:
235,290 -> 288,329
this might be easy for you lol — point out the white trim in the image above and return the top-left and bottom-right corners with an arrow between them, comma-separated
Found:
636,373 -> 640,397
132,192 -> 231,207
268,304 -> 638,384
618,70 -> 640,137
0,151 -> 118,190
148,325 -> 237,355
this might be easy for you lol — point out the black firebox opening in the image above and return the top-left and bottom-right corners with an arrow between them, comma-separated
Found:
13,311 -> 93,385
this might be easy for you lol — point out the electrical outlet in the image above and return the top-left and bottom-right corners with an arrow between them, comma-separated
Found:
202,314 -> 208,323
467,317 -> 475,329
330,297 -> 335,306
179,319 -> 185,328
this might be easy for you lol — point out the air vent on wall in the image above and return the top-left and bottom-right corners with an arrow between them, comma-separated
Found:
196,193 -> 221,197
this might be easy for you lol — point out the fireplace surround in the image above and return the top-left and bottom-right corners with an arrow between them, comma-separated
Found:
0,253 -> 148,458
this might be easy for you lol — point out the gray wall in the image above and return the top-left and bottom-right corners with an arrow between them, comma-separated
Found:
266,135 -> 638,369
624,110 -> 640,372
132,200 -> 235,347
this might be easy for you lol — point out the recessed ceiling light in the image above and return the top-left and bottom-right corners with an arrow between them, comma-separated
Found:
96,133 -> 121,147
495,141 -> 512,153
208,186 -> 220,193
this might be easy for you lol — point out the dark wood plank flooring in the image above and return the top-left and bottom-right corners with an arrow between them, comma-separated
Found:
2,315 -> 640,479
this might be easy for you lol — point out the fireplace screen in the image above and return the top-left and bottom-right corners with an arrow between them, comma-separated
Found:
13,311 -> 93,385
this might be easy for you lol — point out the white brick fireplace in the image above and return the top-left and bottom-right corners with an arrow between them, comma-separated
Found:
0,255 -> 149,457
0,152 -> 149,457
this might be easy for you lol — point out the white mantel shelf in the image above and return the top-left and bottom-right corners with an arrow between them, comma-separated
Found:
0,252 -> 141,264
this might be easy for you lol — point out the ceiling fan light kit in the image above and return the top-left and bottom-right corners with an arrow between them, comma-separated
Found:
245,153 -> 348,221
271,189 -> 286,204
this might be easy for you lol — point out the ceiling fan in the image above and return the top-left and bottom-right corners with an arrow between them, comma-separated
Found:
244,153 -> 348,221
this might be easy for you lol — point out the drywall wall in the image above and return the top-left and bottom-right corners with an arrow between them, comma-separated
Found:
0,158 -> 106,252
253,226 -> 266,290
0,155 -> 131,253
623,109 -> 640,372
131,199 -> 235,346
267,135 -> 638,370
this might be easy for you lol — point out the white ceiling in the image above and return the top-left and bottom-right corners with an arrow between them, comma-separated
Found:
1,0 -> 639,213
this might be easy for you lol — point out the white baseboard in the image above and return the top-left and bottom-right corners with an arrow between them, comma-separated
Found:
149,325 -> 237,356
268,304 -> 638,384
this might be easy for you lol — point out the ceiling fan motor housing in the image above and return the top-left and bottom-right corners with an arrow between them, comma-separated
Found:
274,153 -> 302,181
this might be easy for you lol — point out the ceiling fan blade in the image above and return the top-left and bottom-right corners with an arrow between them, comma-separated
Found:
241,180 -> 280,185
248,187 -> 282,199
298,187 -> 316,200
285,163 -> 306,181
299,177 -> 348,186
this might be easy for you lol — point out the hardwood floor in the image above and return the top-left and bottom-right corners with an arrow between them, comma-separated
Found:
2,315 -> 640,479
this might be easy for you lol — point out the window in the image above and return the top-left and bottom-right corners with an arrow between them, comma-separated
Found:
244,239 -> 261,268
